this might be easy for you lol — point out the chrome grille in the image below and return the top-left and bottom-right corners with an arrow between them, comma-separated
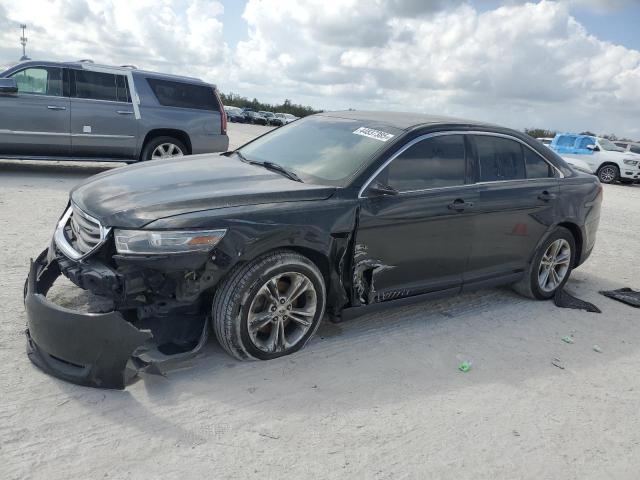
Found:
54,204 -> 109,260
69,206 -> 102,254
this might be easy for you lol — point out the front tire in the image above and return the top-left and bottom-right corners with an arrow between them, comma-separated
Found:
513,227 -> 576,300
212,250 -> 326,361
597,164 -> 619,184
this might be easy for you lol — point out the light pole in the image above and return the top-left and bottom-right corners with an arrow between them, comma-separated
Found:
20,24 -> 30,61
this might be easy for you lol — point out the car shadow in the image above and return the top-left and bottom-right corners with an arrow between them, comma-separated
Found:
0,159 -> 122,178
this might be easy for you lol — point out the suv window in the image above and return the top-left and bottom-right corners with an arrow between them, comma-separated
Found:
556,135 -> 577,148
382,135 -> 466,192
577,137 -> 595,150
73,70 -> 129,102
9,67 -> 63,96
631,146 -> 640,154
475,135 -> 525,182
524,147 -> 554,178
146,78 -> 220,111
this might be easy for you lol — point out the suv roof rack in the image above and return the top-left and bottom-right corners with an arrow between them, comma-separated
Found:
120,64 -> 138,69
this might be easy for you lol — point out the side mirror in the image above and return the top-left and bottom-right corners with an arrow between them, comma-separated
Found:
586,144 -> 598,151
0,78 -> 18,95
366,181 -> 398,197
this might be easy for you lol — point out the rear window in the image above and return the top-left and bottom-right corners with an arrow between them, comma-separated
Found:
147,78 -> 220,111
474,135 -> 525,182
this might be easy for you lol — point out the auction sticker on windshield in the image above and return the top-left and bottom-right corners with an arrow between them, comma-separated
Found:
353,127 -> 395,142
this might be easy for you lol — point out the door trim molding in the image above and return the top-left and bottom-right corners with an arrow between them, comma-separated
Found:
0,129 -> 69,137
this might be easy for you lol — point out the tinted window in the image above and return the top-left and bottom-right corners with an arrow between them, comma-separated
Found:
524,147 -> 554,178
147,78 -> 219,111
475,136 -> 525,182
577,137 -> 595,150
239,116 -> 401,186
557,135 -> 577,147
631,146 -> 640,154
381,135 -> 466,192
115,75 -> 131,103
9,67 -> 62,96
74,70 -> 118,101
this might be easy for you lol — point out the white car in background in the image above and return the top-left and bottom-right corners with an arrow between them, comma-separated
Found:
549,133 -> 640,184
275,113 -> 299,124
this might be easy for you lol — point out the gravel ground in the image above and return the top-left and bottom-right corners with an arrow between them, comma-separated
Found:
1,122 -> 639,479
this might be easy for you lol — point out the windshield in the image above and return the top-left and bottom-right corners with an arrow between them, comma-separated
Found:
238,115 -> 402,186
599,138 -> 625,152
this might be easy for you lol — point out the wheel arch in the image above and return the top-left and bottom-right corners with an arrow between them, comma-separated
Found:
557,221 -> 583,267
140,129 -> 192,159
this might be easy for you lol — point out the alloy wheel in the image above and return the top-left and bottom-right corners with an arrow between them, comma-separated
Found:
537,239 -> 571,292
151,143 -> 184,159
247,271 -> 318,353
598,166 -> 616,183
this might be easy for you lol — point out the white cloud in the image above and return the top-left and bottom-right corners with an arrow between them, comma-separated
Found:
234,0 -> 640,138
0,0 -> 639,138
0,0 -> 229,79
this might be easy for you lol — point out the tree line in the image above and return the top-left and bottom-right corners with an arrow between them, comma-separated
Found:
220,92 -> 322,118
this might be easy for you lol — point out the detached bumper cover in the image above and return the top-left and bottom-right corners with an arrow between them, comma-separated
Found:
25,249 -> 152,389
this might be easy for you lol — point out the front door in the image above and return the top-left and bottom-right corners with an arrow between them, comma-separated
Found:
465,134 -> 560,286
0,66 -> 70,156
354,133 -> 477,304
69,69 -> 138,158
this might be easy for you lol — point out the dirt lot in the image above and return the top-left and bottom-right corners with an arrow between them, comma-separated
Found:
2,122 -> 639,479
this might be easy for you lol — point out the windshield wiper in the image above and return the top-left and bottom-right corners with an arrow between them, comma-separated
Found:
261,161 -> 303,183
234,151 -> 303,183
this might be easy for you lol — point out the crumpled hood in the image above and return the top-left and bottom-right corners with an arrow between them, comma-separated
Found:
70,154 -> 336,228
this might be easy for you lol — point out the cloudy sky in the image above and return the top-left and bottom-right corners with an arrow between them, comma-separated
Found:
1,0 -> 639,138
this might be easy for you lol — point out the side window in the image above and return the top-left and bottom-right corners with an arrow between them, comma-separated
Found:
475,135 -> 525,182
146,78 -> 220,111
115,75 -> 131,103
73,70 -> 118,101
524,147 -> 554,179
577,137 -> 595,150
631,146 -> 640,154
381,135 -> 466,192
556,135 -> 577,148
9,67 -> 62,96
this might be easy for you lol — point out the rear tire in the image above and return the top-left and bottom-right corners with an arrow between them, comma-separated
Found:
596,164 -> 619,184
513,227 -> 576,300
212,250 -> 326,361
141,136 -> 187,161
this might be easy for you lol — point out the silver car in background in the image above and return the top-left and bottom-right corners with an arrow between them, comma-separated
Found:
0,60 -> 229,162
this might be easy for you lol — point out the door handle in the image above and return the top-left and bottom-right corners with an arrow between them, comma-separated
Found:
538,191 -> 557,202
47,105 -> 66,110
448,199 -> 474,211
116,110 -> 134,115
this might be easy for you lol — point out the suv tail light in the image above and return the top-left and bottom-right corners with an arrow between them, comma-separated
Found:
215,89 -> 227,135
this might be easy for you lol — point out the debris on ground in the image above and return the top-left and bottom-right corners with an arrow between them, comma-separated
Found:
551,358 -> 565,370
561,335 -> 574,344
554,288 -> 601,313
458,361 -> 471,372
599,288 -> 640,308
593,345 -> 603,353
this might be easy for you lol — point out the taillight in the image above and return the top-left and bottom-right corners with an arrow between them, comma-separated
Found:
215,89 -> 227,135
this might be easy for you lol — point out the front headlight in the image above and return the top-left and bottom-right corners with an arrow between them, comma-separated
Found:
114,229 -> 226,254
623,159 -> 638,166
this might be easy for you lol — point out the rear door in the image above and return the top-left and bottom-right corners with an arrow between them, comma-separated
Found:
0,66 -> 70,156
69,69 -> 138,158
464,134 -> 560,287
355,133 -> 477,304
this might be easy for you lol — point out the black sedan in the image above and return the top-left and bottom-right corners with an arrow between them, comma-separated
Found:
24,111 -> 602,388
243,110 -> 268,125
224,106 -> 245,123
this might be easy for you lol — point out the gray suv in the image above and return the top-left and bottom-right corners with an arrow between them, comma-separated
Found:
0,60 -> 229,162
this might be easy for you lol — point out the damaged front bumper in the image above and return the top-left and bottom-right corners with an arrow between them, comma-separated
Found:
24,249 -> 206,389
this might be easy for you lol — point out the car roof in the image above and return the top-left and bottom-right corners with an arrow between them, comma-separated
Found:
3,60 -> 210,86
318,110 -> 495,131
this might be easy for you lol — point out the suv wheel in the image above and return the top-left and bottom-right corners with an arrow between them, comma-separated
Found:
142,136 -> 187,161
596,164 -> 619,184
513,227 -> 576,300
212,250 -> 326,360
